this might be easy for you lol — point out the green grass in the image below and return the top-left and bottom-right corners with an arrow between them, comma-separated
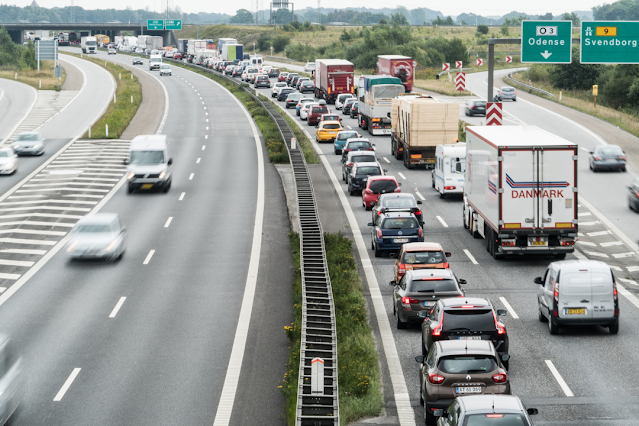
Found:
0,60 -> 66,90
263,97 -> 319,164
61,52 -> 142,139
282,232 -> 383,425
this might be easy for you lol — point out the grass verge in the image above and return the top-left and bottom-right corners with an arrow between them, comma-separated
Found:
282,232 -> 383,426
0,61 -> 66,90
414,78 -> 472,96
61,52 -> 142,139
508,71 -> 639,139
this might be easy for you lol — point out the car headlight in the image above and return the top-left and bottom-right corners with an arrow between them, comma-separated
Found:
158,170 -> 166,180
66,240 -> 78,252
127,172 -> 135,180
33,143 -> 43,149
12,144 -> 19,149
105,237 -> 120,252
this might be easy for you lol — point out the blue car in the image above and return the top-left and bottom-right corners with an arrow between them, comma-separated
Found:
368,212 -> 423,257
277,88 -> 295,101
333,130 -> 360,155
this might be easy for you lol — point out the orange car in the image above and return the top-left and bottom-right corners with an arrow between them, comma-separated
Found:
393,242 -> 451,282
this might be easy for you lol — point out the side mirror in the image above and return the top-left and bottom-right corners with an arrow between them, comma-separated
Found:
497,309 -> 507,317
527,408 -> 539,416
398,182 -> 402,186
445,252 -> 451,257
534,276 -> 543,284
389,280 -> 396,286
501,353 -> 510,362
415,355 -> 425,363
458,279 -> 467,285
417,200 -> 422,204
383,169 -> 388,173
167,158 -> 173,165
120,226 -> 127,233
123,158 -> 130,165
367,222 -> 374,227
589,151 -> 594,154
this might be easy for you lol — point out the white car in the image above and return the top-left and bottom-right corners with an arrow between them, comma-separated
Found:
159,64 -> 172,76
335,93 -> 354,110
65,213 -> 126,262
165,51 -> 174,58
296,98 -> 315,116
304,62 -> 316,72
0,147 -> 18,175
300,102 -> 319,121
272,82 -> 287,97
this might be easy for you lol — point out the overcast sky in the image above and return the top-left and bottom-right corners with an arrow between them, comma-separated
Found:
19,0 -> 603,17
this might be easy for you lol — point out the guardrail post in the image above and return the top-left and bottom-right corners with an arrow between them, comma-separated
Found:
105,124 -> 108,138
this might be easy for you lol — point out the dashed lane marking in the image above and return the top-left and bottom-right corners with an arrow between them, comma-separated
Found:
415,191 -> 425,201
613,252 -> 636,259
584,251 -> 609,258
143,250 -> 155,265
202,145 -> 206,150
436,215 -> 448,228
618,278 -> 638,286
577,212 -> 592,216
109,297 -> 126,318
164,217 -> 173,228
464,249 -> 478,265
383,157 -> 390,163
398,172 -> 407,180
499,297 -> 519,319
588,230 -> 612,237
576,241 -> 597,247
189,173 -> 194,180
579,221 -> 599,226
205,135 -> 208,139
606,264 -> 623,272
600,241 -> 624,247
179,192 -> 185,201
53,368 -> 81,402
196,158 -> 201,164
545,360 -> 574,397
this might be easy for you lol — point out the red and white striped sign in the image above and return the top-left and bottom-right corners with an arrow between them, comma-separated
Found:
455,72 -> 466,91
455,61 -> 463,68
442,63 -> 450,71
505,56 -> 512,63
476,58 -> 483,66
486,102 -> 503,126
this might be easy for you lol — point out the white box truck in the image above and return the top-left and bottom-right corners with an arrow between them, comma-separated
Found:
463,126 -> 578,259
81,36 -> 97,54
432,143 -> 466,198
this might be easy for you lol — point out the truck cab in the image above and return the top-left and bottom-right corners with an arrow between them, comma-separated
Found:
432,143 -> 466,198
149,55 -> 162,70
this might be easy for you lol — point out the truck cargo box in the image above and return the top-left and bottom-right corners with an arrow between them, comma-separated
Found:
396,97 -> 458,146
377,55 -> 414,92
316,59 -> 355,103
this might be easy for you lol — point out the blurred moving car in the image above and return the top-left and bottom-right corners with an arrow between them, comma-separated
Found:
13,131 -> 45,156
368,211 -> 423,257
495,86 -> 517,101
465,100 -> 486,116
299,80 -> 315,94
362,175 -> 401,210
0,334 -> 23,425
333,130 -> 360,155
430,395 -> 537,426
629,178 -> 639,212
125,134 -> 173,193
393,242 -> 449,281
316,121 -> 343,143
159,64 -> 172,76
132,57 -> 143,65
589,145 -> 626,172
65,213 -> 126,261
0,148 -> 18,175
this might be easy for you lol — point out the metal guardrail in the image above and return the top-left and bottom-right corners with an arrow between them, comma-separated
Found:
505,72 -> 556,98
169,59 -> 340,425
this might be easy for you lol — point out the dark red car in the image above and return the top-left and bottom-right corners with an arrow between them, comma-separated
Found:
362,176 -> 401,210
308,104 -> 329,126
173,53 -> 183,60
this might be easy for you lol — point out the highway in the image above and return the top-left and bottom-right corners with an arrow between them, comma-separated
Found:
0,79 -> 36,143
0,49 -> 291,425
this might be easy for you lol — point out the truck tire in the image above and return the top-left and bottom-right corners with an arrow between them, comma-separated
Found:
431,171 -> 435,188
403,149 -> 414,169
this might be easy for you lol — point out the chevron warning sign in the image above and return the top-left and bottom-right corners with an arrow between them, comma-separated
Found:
505,56 -> 512,63
442,63 -> 450,71
455,61 -> 463,68
476,58 -> 483,66
455,72 -> 466,91
486,102 -> 503,126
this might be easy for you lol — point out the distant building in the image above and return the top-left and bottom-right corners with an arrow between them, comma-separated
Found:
30,0 -> 39,7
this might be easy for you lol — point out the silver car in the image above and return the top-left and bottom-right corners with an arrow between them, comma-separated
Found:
590,144 -> 626,172
65,213 -> 126,261
0,335 -> 23,425
0,148 -> 18,175
13,131 -> 45,156
496,86 -> 517,101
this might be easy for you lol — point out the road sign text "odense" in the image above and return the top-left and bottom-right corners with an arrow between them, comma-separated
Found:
581,21 -> 639,64
521,20 -> 572,64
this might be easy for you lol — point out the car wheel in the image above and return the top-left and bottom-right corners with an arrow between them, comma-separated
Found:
548,317 -> 559,335
421,335 -> 428,356
431,172 -> 435,188
349,187 -> 355,196
163,180 -> 171,193
424,403 -> 436,425
502,358 -> 510,371
440,192 -> 445,199
609,322 -> 619,334
374,242 -> 382,258
589,162 -> 593,171
554,253 -> 567,260
334,149 -> 339,155
621,166 -> 627,172
465,109 -> 469,116
127,185 -> 134,194
396,310 -> 407,329
365,204 -> 372,211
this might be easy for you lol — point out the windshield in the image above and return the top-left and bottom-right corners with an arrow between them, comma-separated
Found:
337,132 -> 358,141
17,134 -> 39,141
451,158 -> 466,173
356,166 -> 381,176
312,107 -> 329,114
409,278 -> 458,292
463,414 -> 528,426
288,94 -> 303,100
151,57 -> 161,63
437,355 -> 497,374
403,251 -> 445,264
76,224 -> 112,233
381,217 -> 419,229
373,85 -> 404,103
348,141 -> 371,149
323,124 -> 341,130
161,65 -> 170,69
475,101 -> 487,107
130,150 -> 165,165
442,310 -> 495,331
369,180 -> 397,194
339,95 -> 352,101
86,41 -> 97,46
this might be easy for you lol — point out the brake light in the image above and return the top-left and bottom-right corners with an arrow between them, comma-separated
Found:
443,262 -> 449,268
347,162 -> 354,167
500,91 -> 504,95
618,156 -> 626,161
420,277 -> 443,281
377,230 -> 382,238
444,186 -> 456,190
418,228 -> 423,237
398,263 -> 405,275
401,296 -> 418,305
366,148 -> 374,151
486,414 -> 504,418
492,310 -> 506,334
428,374 -> 445,384
594,156 -> 602,161
431,320 -> 442,336
492,373 -> 508,383
613,284 -> 618,302
554,282 -> 559,303
415,209 -> 422,216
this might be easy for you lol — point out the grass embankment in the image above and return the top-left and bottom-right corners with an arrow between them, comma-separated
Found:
0,61 -> 66,90
62,52 -> 142,139
508,71 -> 639,139
282,232 -> 383,426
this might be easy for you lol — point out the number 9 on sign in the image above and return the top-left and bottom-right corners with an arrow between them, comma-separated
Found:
536,26 -> 558,36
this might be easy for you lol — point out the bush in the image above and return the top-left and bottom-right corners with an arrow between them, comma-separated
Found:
527,64 -> 550,82
272,35 -> 290,53
500,23 -> 509,36
477,24 -> 489,35
549,47 -> 601,90
284,42 -> 318,62
257,33 -> 273,51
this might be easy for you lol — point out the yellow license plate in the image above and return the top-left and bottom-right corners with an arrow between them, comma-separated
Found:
566,308 -> 585,315
141,184 -> 153,189
532,241 -> 547,246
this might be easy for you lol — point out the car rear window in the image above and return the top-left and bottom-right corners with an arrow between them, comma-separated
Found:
323,124 -> 341,130
381,217 -> 419,229
442,310 -> 495,332
437,355 -> 498,374
408,279 -> 458,293
348,141 -> 371,149
383,197 -> 414,208
302,81 -> 314,85
356,166 -> 381,176
502,88 -> 514,92
369,180 -> 398,194
599,146 -> 623,155
464,414 -> 527,426
338,132 -> 358,141
312,107 -> 329,114
323,115 -> 340,121
351,155 -> 375,163
403,251 -> 445,264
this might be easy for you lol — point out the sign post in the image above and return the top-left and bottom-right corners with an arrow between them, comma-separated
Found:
593,84 -> 598,107
581,21 -> 639,64
253,42 -> 256,55
521,20 -> 572,63
270,45 -> 273,56
147,19 -> 164,30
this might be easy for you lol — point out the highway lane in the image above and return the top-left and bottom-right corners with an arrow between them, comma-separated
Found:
0,79 -> 36,143
0,51 -> 290,425
242,72 -> 639,425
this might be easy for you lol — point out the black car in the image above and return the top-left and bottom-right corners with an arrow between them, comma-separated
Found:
296,78 -> 309,90
343,99 -> 356,115
465,100 -> 486,116
421,298 -> 510,369
368,211 -> 423,257
628,178 -> 639,212
290,76 -> 301,88
286,73 -> 299,86
268,68 -> 280,78
341,150 -> 376,183
372,193 -> 423,226
277,88 -> 295,101
350,102 -> 359,118
132,57 -> 143,65
300,80 -> 315,93
285,93 -> 305,109
254,75 -> 271,88
348,161 -> 384,195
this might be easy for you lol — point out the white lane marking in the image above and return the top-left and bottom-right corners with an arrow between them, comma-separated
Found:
545,360 -> 574,397
398,172 -> 407,180
600,241 -> 623,247
577,212 -> 592,216
205,112 -> 208,116
143,250 -> 155,265
607,264 -> 623,272
202,101 -> 204,104
0,85 -> 38,145
0,238 -> 56,246
627,266 -> 639,272
196,158 -> 201,164
164,217 -> 173,228
619,278 -> 638,286
206,119 -> 209,122
579,221 -> 599,226
53,368 -> 81,401
204,106 -> 206,110
613,252 -> 636,258
0,259 -> 34,267
179,192 -> 185,201
463,249 -> 478,265
383,157 -> 390,163
0,273 -> 20,280
205,135 -> 208,139
618,283 -> 639,305
580,147 -> 590,152
0,287 -> 5,293
576,241 -> 597,246
189,173 -> 194,180
347,125 -> 352,129
109,297 -> 126,318
588,230 -> 612,237
436,215 -> 448,228
206,126 -> 209,131
202,145 -> 206,150
499,297 -> 519,319
415,191 -> 425,201
584,251 -> 609,258
580,196 -> 639,256
0,249 -> 46,255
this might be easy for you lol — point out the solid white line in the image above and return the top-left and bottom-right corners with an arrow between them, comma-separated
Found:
0,85 -> 38,145
580,197 -> 639,257
415,191 -> 425,201
545,360 -> 574,397
179,192 -> 185,201
383,157 -> 390,163
398,172 -> 407,180
143,250 -> 155,265
205,135 -> 208,139
189,173 -> 194,180
436,215 -> 448,228
0,287 -> 5,293
109,297 -> 126,318
196,158 -> 201,163
53,368 -> 81,401
499,297 -> 519,319
463,249 -> 478,265
202,145 -> 206,150
164,217 -> 173,228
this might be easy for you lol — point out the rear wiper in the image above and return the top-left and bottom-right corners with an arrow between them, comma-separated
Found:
465,369 -> 487,373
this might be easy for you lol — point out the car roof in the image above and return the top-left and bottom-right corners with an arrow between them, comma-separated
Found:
347,151 -> 375,159
367,176 -> 395,182
440,297 -> 492,309
458,395 -> 526,414
380,193 -> 415,201
354,161 -> 380,168
381,211 -> 415,219
321,121 -> 342,126
130,134 -> 167,150
346,138 -> 371,144
435,340 -> 496,357
18,131 -> 41,137
76,213 -> 119,225
408,268 -> 454,280
402,242 -> 444,252
550,259 -> 610,273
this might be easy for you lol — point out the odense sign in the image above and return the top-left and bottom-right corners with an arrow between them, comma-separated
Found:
581,21 -> 639,64
521,20 -> 572,64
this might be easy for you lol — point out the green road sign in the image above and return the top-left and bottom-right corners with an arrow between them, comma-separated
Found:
581,21 -> 639,64
147,19 -> 164,30
165,19 -> 182,30
521,20 -> 572,63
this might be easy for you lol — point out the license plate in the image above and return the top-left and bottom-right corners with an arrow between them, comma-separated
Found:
456,387 -> 482,394
426,159 -> 436,163
394,238 -> 409,243
382,129 -> 392,134
531,241 -> 547,246
424,301 -> 436,307
141,183 -> 153,189
457,336 -> 481,340
565,308 -> 586,315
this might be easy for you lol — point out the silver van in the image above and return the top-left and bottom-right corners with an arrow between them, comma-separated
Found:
535,260 -> 619,335
124,135 -> 173,194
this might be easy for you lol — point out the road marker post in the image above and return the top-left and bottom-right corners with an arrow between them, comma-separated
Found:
105,124 -> 108,138
455,72 -> 466,92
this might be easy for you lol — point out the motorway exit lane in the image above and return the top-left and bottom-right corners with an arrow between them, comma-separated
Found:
0,79 -> 36,143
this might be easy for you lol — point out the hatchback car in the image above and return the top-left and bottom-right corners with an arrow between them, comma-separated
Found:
285,93 -> 305,109
341,138 -> 375,163
342,150 -> 376,183
290,75 -> 302,88
296,77 -> 310,90
308,104 -> 330,126
278,72 -> 289,82
132,57 -> 143,65
65,213 -> 126,261
286,73 -> 299,85
335,93 -> 354,110
300,102 -> 318,121
173,52 -> 183,60
254,74 -> 270,88
350,101 -> 359,119
268,68 -> 280,78
316,121 -> 343,143
0,148 -> 18,175
391,269 -> 465,328
589,145 -> 626,172
343,98 -> 356,115
421,298 -> 509,369
368,211 -> 423,257
433,395 -> 538,426
417,341 -> 511,425
465,100 -> 486,116
393,242 -> 450,282
299,80 -> 315,93
13,131 -> 44,156
334,130 -> 360,155
272,82 -> 288,97
628,178 -> 639,212
277,88 -> 295,102
348,161 -> 385,195
159,64 -> 172,76
362,176 -> 401,210
108,47 -> 116,55
319,113 -> 341,124
232,67 -> 243,77
495,86 -> 516,101
304,62 -> 316,72
296,98 -> 315,116
373,193 -> 423,227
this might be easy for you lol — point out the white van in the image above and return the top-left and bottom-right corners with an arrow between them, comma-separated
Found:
432,143 -> 465,198
149,54 -> 162,70
250,55 -> 263,66
124,135 -> 173,194
536,260 -> 619,335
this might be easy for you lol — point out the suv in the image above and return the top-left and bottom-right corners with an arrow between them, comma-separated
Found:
433,395 -> 538,426
348,161 -> 384,195
254,74 -> 271,88
368,211 -> 423,257
421,298 -> 509,368
416,341 -> 511,425
308,103 -> 330,126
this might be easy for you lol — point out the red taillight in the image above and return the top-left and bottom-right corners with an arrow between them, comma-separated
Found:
618,156 -> 626,161
394,187 -> 401,192
378,210 -> 383,215
444,186 -> 456,190
398,263 -> 405,275
366,148 -> 374,151
432,321 -> 442,336
486,414 -> 504,418
428,373 -> 445,384
347,162 -> 354,167
554,283 -> 559,303
415,209 -> 421,216
401,296 -> 418,305
613,284 -> 618,302
377,230 -> 382,238
492,373 -> 508,383
418,228 -> 423,237
500,91 -> 504,95
594,156 -> 602,161
492,310 -> 506,334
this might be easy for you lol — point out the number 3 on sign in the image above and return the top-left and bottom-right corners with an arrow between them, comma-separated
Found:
536,26 -> 558,36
